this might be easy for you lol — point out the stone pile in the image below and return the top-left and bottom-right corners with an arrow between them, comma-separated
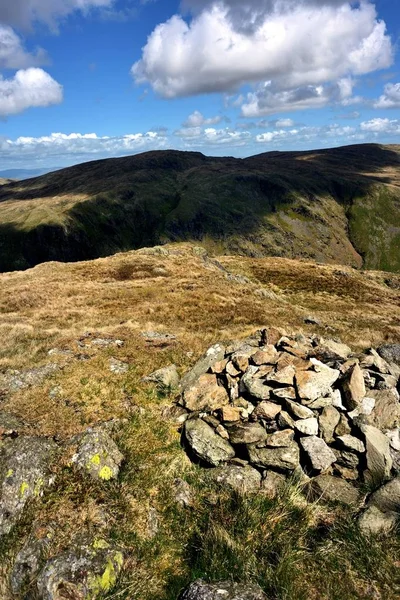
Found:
177,329 -> 400,498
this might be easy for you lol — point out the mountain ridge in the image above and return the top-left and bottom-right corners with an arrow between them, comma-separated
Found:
0,143 -> 399,273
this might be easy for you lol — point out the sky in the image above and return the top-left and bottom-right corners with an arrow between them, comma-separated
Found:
0,0 -> 400,170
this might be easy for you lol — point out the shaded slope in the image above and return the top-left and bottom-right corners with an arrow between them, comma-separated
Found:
0,144 -> 399,272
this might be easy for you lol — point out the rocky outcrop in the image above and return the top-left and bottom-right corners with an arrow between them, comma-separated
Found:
71,429 -> 124,481
180,580 -> 267,600
176,329 -> 400,507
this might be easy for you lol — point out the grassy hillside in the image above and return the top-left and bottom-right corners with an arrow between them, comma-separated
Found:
0,144 -> 399,272
0,244 -> 399,599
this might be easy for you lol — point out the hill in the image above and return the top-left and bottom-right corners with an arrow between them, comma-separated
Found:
0,244 -> 399,599
0,143 -> 399,273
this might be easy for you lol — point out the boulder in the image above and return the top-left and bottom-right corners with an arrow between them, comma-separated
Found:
377,344 -> 400,367
319,406 -> 340,443
37,539 -> 123,600
143,364 -> 180,389
182,374 -> 229,412
180,344 -> 225,391
361,425 -> 393,483
358,506 -> 397,535
251,346 -> 279,366
11,533 -> 51,595
247,442 -> 300,471
71,430 -> 124,481
295,359 -> 339,402
369,477 -> 400,513
184,419 -> 235,466
180,580 -> 267,600
209,465 -> 262,494
367,389 -> 400,431
227,423 -> 268,445
265,366 -> 296,387
308,474 -> 360,506
300,437 -> 336,472
341,363 -> 366,410
0,437 -> 58,536
241,372 -> 273,401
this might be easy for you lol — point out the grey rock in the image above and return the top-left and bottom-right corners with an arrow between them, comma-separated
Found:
265,366 -> 295,387
71,429 -> 124,481
334,449 -> 360,469
37,539 -> 123,600
0,363 -> 60,394
209,465 -> 262,493
369,477 -> 400,513
173,478 -> 194,508
361,425 -> 393,483
319,406 -> 340,443
367,389 -> 400,431
180,344 -> 225,391
261,471 -> 286,498
109,358 -> 129,375
308,474 -> 360,505
11,533 -> 51,594
306,396 -> 333,410
312,339 -> 352,362
341,363 -> 366,410
180,580 -> 267,600
277,411 -> 295,429
144,364 -> 180,389
295,418 -> 319,436
286,400 -> 314,420
358,505 -> 397,535
295,359 -> 340,402
241,372 -> 273,401
337,435 -> 365,454
184,419 -> 235,466
0,411 -> 24,437
0,436 -> 58,536
377,344 -> 400,367
248,442 -> 300,471
182,374 -> 229,412
227,423 -> 267,445
300,436 -> 337,472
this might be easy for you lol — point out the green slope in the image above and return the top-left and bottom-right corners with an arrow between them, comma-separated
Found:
0,144 -> 399,272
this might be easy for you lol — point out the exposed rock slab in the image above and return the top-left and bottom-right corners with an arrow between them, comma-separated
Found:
209,465 -> 262,493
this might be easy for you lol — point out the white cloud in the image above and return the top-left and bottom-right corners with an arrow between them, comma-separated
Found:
0,68 -> 63,117
183,110 -> 223,127
0,0 -> 115,29
133,2 -> 393,102
0,24 -> 48,69
360,118 -> 400,134
374,82 -> 400,109
275,118 -> 295,127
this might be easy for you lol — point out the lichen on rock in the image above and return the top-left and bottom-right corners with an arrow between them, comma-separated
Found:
71,429 -> 124,481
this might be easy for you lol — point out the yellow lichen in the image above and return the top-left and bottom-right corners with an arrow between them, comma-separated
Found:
98,466 -> 114,480
34,477 -> 44,497
6,469 -> 13,478
90,454 -> 101,465
87,552 -> 123,599
20,481 -> 29,497
93,539 -> 109,550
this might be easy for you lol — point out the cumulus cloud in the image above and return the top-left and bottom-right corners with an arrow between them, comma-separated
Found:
275,118 -> 295,128
0,68 -> 63,117
360,117 -> 400,134
182,110 -> 223,127
0,0 -> 115,29
0,25 -> 48,69
132,1 -> 393,101
374,82 -> 400,109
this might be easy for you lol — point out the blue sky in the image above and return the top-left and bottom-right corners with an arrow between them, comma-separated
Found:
0,0 -> 399,170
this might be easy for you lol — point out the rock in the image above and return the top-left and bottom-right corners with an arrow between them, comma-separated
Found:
277,411 -> 295,429
306,396 -> 333,410
184,419 -> 235,466
109,358 -> 129,375
367,389 -> 400,431
304,315 -> 321,326
71,430 -> 124,481
295,359 -> 339,402
37,539 -> 123,600
308,474 -> 360,505
0,363 -> 60,394
334,450 -> 359,469
313,339 -> 352,362
251,346 -> 279,366
335,413 -> 352,436
11,533 -> 51,595
163,405 -> 189,425
337,435 -> 365,454
226,361 -> 241,377
361,349 -> 391,374
374,373 -> 398,390
341,363 -> 366,410
143,364 -> 180,389
210,359 -> 228,374
286,400 -> 314,420
276,354 -> 312,372
319,406 -> 340,443
358,506 -> 397,535
147,507 -> 159,539
141,331 -> 176,348
271,387 -> 297,400
265,366 -> 295,387
0,411 -> 24,437
334,464 -> 359,480
209,465 -> 262,493
180,344 -> 225,391
369,477 -> 400,513
227,423 -> 267,445
216,424 -> 230,440
295,418 -> 319,436
361,425 -> 393,483
261,471 -> 286,498
241,372 -> 273,401
173,478 -> 194,508
300,437 -> 337,472
180,580 -> 267,600
0,437 -> 58,536
221,406 -> 242,422
247,442 -> 300,471
265,429 -> 294,447
331,389 -> 346,410
253,401 -> 281,420
377,344 -> 400,367
232,354 -> 250,373
182,374 -> 229,412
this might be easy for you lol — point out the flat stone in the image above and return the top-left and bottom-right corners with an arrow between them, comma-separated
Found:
71,429 -> 124,481
266,366 -> 296,387
232,354 -> 250,373
360,349 -> 391,374
277,411 -> 295,429
209,465 -> 262,494
182,374 -> 229,412
216,424 -> 230,440
210,359 -> 228,374
265,429 -> 294,447
184,419 -> 235,466
358,506 -> 398,535
276,354 -> 313,372
361,424 -> 393,483
305,396 -> 333,410
271,387 -> 297,400
337,435 -> 365,454
331,389 -> 346,410
295,359 -> 340,402
312,339 -> 352,362
253,401 -> 281,420
226,361 -> 241,377
180,580 -> 267,600
247,442 -> 300,471
369,476 -> 400,513
341,363 -> 366,410
367,389 -> 400,431
319,406 -> 341,443
241,373 -> 273,401
143,364 -> 180,389
300,436 -> 337,472
295,418 -> 318,436
286,400 -> 314,419
0,437 -> 58,536
377,344 -> 400,367
308,474 -> 360,505
227,423 -> 267,445
109,358 -> 129,375
251,346 -> 279,366
180,343 -> 225,391
221,406 -> 242,422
